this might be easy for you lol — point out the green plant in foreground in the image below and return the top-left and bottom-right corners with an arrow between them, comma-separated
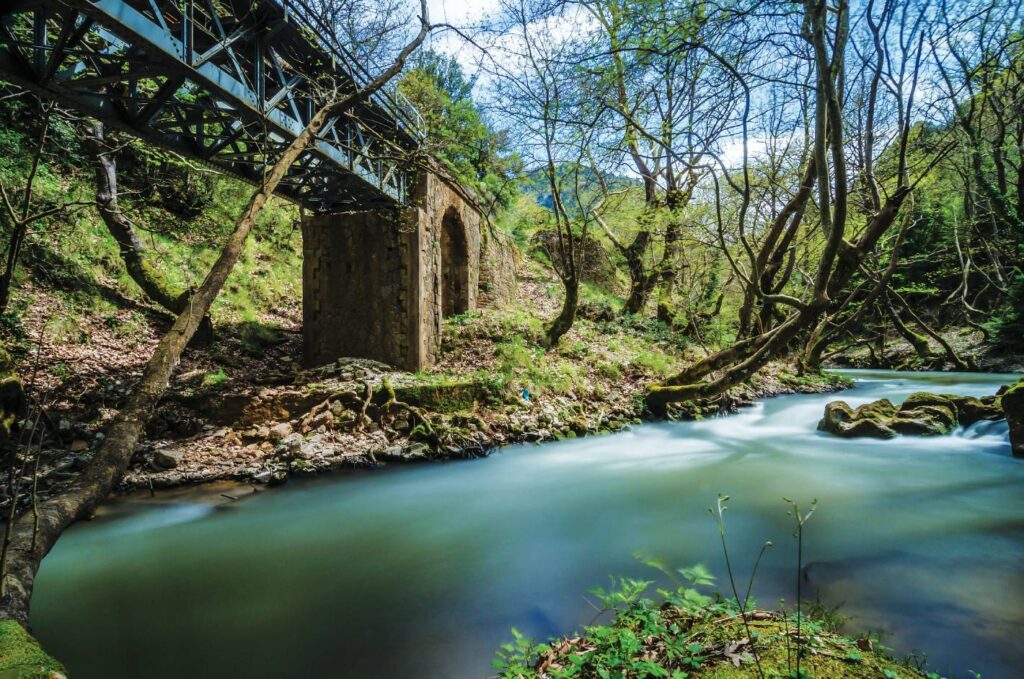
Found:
492,495 -> 949,679
784,497 -> 817,679
710,493 -> 771,678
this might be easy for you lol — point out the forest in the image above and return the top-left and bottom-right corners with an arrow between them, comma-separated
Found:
0,0 -> 1022,677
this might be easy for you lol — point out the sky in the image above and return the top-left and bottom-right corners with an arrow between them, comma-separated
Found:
426,0 -> 500,27
424,0 -> 501,68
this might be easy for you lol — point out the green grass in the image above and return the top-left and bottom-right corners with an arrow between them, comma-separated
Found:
1,111 -> 302,354
632,348 -> 674,376
494,336 -> 586,396
202,369 -> 229,389
0,620 -> 66,679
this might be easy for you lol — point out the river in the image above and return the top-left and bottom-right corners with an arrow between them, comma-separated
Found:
30,370 -> 1024,678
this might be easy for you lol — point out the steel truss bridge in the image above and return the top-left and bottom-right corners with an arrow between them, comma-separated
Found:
0,0 -> 424,210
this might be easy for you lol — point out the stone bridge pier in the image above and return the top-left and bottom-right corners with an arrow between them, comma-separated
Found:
301,172 -> 517,371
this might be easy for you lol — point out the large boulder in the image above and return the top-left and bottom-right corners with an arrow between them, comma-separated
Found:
818,400 -> 854,435
817,400 -> 896,439
1002,380 -> 1024,457
841,417 -> 897,439
894,393 -> 958,435
890,412 -> 951,436
152,448 -> 184,470
853,398 -> 898,421
954,395 -> 1004,426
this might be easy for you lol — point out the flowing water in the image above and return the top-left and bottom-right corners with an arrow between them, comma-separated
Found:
30,370 -> 1024,678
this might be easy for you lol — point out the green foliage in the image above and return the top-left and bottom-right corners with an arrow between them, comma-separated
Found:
0,620 -> 66,678
632,348 -> 673,376
491,559 -> 923,679
495,336 -> 585,396
202,369 -> 229,389
494,494 -> 944,679
0,91 -> 301,354
399,50 -> 520,205
987,249 -> 1024,350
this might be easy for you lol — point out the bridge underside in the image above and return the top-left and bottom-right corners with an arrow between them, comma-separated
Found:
0,0 -> 419,210
303,172 -> 518,371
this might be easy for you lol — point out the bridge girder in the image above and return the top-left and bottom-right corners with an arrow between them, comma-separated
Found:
0,0 -> 424,211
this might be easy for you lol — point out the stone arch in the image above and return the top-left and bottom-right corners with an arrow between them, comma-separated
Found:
440,206 -> 470,317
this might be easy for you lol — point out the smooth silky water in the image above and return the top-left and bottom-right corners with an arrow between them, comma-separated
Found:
29,370 -> 1024,678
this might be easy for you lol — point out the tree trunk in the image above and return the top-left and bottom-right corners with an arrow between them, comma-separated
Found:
884,296 -> 932,360
890,290 -> 971,370
85,122 -> 189,315
656,214 -> 684,323
622,228 -> 655,315
644,0 -> 922,410
0,223 -> 28,315
545,278 -> 579,347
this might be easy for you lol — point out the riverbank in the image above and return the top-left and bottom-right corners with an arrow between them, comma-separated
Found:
119,355 -> 847,492
826,325 -> 1024,374
6,272 -> 849,503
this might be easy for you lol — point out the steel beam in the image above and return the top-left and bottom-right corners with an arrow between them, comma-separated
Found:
0,0 -> 423,211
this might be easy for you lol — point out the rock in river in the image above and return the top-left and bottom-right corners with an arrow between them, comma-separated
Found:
819,390 -> 1008,441
1002,380 -> 1024,457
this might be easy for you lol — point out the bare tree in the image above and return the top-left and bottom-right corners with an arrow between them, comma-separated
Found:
645,0 -> 935,410
578,0 -> 736,318
488,0 -> 609,346
83,121 -> 194,316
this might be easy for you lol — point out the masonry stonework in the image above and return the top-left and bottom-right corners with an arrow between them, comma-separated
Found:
302,171 -> 517,371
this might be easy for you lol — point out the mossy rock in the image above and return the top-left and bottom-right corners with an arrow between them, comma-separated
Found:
890,414 -> 950,436
896,402 -> 957,435
852,398 -> 897,421
954,395 -> 1003,426
0,621 -> 66,679
900,392 -> 955,411
818,400 -> 895,438
391,380 -> 501,413
821,389 -> 1009,441
1002,379 -> 1024,457
841,417 -> 897,439
818,400 -> 854,434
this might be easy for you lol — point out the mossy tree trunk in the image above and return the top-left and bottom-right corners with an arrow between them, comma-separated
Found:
646,0 -> 922,410
84,121 -> 189,315
883,295 -> 933,361
544,277 -> 579,348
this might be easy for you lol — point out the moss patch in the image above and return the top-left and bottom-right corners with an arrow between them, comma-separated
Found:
0,621 -> 66,679
393,378 -> 503,412
695,616 -> 917,678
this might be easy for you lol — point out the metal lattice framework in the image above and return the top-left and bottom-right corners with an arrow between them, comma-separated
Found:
0,0 -> 424,210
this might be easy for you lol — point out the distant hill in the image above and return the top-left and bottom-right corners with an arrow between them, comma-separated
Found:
519,165 -> 640,213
